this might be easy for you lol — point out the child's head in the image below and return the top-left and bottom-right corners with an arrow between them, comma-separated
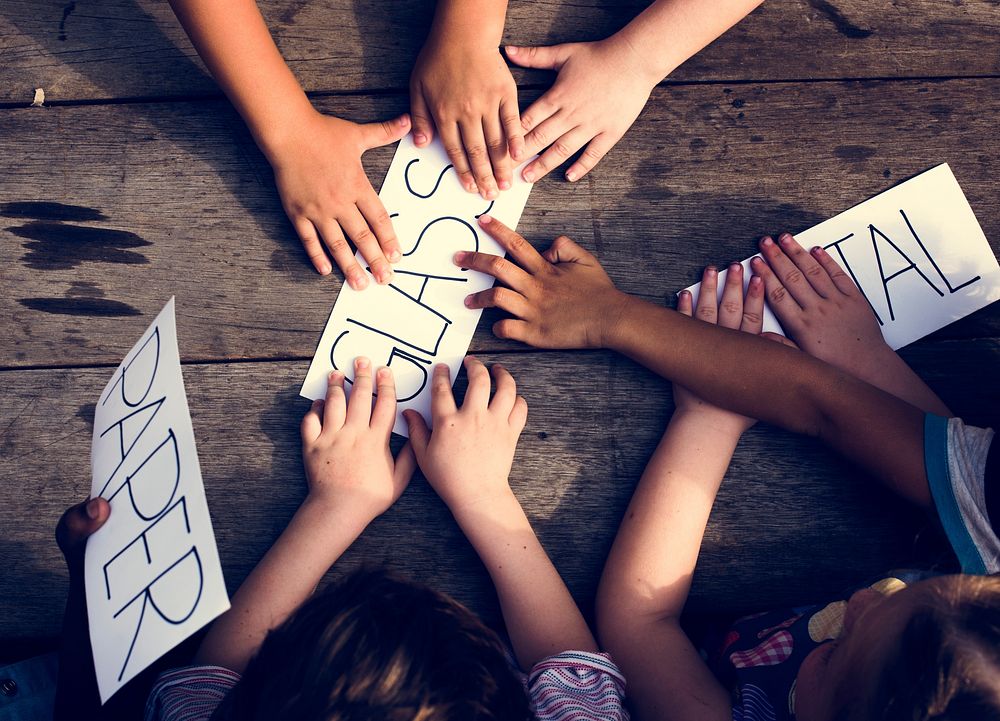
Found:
212,568 -> 530,721
796,574 -> 1000,721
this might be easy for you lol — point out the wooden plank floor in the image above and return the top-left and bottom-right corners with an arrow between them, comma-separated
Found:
2,0 -> 999,656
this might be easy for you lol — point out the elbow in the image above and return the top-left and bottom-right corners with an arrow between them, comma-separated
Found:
595,573 -> 681,654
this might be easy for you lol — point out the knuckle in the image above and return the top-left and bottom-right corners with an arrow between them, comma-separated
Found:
769,286 -> 788,304
782,269 -> 803,285
805,264 -> 825,279
490,256 -> 508,274
466,144 -> 488,161
529,127 -> 549,148
721,300 -> 741,315
326,236 -> 349,253
552,139 -> 574,158
696,307 -> 716,320
486,137 -> 506,153
742,310 -> 762,325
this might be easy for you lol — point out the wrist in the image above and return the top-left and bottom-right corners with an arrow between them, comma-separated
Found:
252,100 -> 320,166
598,289 -> 635,350
430,0 -> 507,47
448,485 -> 519,525
301,492 -> 377,537
606,26 -> 674,89
669,406 -> 748,442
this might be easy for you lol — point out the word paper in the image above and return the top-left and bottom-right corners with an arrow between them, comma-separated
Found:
684,164 -> 1000,349
86,298 -> 229,703
301,136 -> 534,435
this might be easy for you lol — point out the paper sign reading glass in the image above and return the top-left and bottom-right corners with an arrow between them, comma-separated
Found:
684,164 -> 1000,349
86,298 -> 229,703
300,135 -> 535,435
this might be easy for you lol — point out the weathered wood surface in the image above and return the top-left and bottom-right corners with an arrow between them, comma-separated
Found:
6,339 -> 998,638
3,79 -> 999,370
2,1 -> 1000,105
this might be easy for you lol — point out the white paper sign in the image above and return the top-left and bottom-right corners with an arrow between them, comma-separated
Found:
684,164 -> 1000,349
86,298 -> 229,703
300,136 -> 535,435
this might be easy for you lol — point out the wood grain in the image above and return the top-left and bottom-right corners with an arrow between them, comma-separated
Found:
2,1 -> 1000,104
3,341 -> 995,638
2,79 -> 998,370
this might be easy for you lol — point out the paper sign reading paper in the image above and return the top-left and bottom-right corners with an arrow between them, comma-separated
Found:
684,164 -> 1000,349
300,136 -> 535,435
86,298 -> 229,703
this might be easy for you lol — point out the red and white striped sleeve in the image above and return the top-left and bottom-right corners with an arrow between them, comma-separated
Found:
143,665 -> 240,721
527,651 -> 630,720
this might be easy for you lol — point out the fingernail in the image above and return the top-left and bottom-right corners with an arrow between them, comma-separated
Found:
414,133 -> 427,145
511,148 -> 523,161
350,273 -> 368,290
680,290 -> 691,298
506,46 -> 519,56
398,115 -> 410,127
378,268 -> 393,284
319,263 -> 332,275
706,266 -> 717,276
485,188 -> 497,200
464,294 -> 474,307
751,256 -> 763,266
730,262 -> 741,273
377,366 -> 390,380
522,170 -> 535,183
86,498 -> 101,520
761,236 -> 774,247
566,170 -> 578,182
356,357 -> 370,370
467,182 -> 478,193
454,251 -> 468,264
811,246 -> 822,254
779,233 -> 793,244
478,214 -> 493,225
388,249 -> 401,262
329,370 -> 341,381
750,276 -> 762,287
499,179 -> 511,190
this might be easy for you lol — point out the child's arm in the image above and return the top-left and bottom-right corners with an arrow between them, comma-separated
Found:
458,216 -> 932,508
753,233 -> 952,416
195,361 -> 416,672
410,1 -> 521,200
167,0 -> 410,285
598,268 -> 773,721
403,358 -> 597,668
507,0 -> 763,182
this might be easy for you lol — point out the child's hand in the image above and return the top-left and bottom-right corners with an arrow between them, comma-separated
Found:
403,357 -> 528,514
410,32 -> 522,200
270,110 -> 411,287
456,215 -> 629,349
674,265 -> 788,436
751,234 -> 893,381
505,36 -> 657,183
56,497 -> 111,572
301,360 -> 416,521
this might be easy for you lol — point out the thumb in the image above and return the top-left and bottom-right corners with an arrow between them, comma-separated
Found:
359,113 -> 412,151
761,331 -> 799,350
392,441 -> 418,491
409,91 -> 434,147
403,409 -> 431,460
544,235 -> 594,265
56,498 -> 111,560
505,43 -> 572,71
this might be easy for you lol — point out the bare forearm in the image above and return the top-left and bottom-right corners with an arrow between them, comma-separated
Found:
617,0 -> 764,82
431,0 -> 508,42
168,0 -> 314,160
195,497 -> 370,671
454,491 -> 596,669
607,294 -> 931,506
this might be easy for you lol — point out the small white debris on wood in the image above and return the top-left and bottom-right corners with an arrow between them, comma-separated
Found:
31,88 -> 45,107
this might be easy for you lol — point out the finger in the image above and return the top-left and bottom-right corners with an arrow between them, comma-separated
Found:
439,122 -> 477,194
410,89 -> 434,147
317,219 -> 368,291
454,250 -> 534,293
346,357 -> 374,426
484,113 -> 512,192
358,190 -> 402,265
518,93 -> 560,137
501,92 -> 525,162
340,207 -> 392,286
741,274 -> 766,335
459,119 -> 498,200
56,498 -> 111,559
718,263 -> 744,330
504,43 -> 571,71
489,363 -> 517,415
301,398 -> 324,443
430,363 -> 458,421
759,235 -> 818,308
475,214 -> 549,274
542,234 -> 596,265
323,370 -> 348,430
777,232 -> 837,299
392,441 -> 417,489
811,245 -> 859,296
762,331 -> 799,349
370,366 -> 397,431
509,395 -> 528,432
677,289 -> 694,316
358,113 -> 411,151
493,319 -> 531,344
523,125 -> 589,184
694,266 -> 719,324
464,286 -> 531,317
750,249 -> 803,321
403,410 -> 431,460
520,112 -> 572,181
292,217 -> 332,275
565,132 -> 617,183
462,356 -> 492,410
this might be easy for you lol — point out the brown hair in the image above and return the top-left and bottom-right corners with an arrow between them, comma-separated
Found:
848,574 -> 1000,721
212,568 -> 531,721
